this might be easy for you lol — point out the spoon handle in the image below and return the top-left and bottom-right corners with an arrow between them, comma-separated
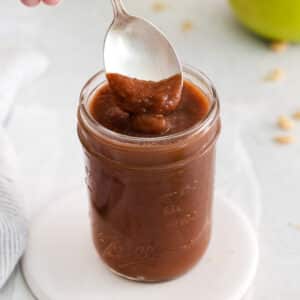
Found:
111,0 -> 128,17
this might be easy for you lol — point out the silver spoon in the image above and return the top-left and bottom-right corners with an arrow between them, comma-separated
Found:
104,0 -> 183,82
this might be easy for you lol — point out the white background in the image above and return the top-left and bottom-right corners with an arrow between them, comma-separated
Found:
1,0 -> 300,299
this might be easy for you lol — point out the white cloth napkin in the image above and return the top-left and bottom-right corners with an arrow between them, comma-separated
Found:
0,128 -> 27,289
0,38 -> 48,288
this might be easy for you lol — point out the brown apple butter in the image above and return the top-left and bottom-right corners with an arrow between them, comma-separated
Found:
90,75 -> 209,136
106,73 -> 182,115
77,66 -> 220,282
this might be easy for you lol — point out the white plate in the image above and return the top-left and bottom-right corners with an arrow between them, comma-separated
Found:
22,190 -> 258,300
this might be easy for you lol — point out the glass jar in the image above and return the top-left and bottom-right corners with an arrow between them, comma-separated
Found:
77,65 -> 221,282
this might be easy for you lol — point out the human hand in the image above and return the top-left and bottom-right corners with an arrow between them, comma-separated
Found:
21,0 -> 60,6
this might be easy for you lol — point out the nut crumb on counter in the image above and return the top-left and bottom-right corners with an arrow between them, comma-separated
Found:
273,135 -> 296,145
264,68 -> 285,82
292,111 -> 300,120
152,1 -> 167,12
270,41 -> 288,53
277,116 -> 295,130
181,20 -> 193,32
288,223 -> 300,231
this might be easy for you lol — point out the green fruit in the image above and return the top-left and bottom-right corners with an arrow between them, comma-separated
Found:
229,0 -> 300,42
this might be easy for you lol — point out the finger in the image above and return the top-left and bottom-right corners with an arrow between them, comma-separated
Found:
43,0 -> 60,5
21,0 -> 41,6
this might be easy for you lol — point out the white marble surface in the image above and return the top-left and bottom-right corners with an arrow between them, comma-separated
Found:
1,0 -> 300,299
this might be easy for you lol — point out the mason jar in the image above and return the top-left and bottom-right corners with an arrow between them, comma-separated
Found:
77,65 -> 221,282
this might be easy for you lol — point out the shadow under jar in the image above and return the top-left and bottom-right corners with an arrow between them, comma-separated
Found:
77,65 -> 221,282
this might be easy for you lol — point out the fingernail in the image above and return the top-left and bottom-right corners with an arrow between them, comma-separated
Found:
21,0 -> 41,6
43,0 -> 60,5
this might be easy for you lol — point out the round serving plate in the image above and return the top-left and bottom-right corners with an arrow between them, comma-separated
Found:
22,189 -> 258,300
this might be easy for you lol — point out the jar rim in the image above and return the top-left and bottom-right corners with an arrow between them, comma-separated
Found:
78,65 -> 220,147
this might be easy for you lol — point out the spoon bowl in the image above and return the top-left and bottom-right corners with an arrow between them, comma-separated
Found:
104,0 -> 182,82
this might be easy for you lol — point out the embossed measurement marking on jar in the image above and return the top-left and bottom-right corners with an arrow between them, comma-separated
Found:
103,241 -> 124,259
96,232 -> 106,245
165,210 -> 199,228
85,166 -> 95,193
160,179 -> 200,228
181,218 -> 211,250
100,235 -> 159,263
135,245 -> 156,259
160,179 -> 200,204
163,204 -> 182,216
118,244 -> 158,269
